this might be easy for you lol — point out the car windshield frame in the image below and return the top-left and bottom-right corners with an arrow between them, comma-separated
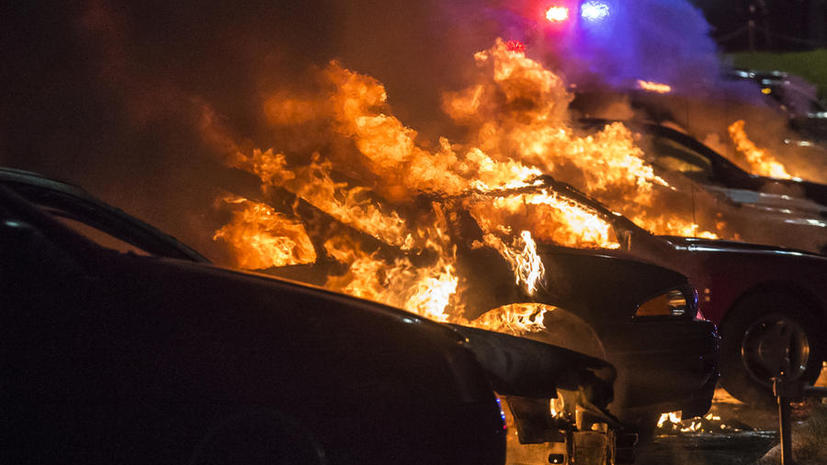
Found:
0,176 -> 209,263
442,175 -> 650,248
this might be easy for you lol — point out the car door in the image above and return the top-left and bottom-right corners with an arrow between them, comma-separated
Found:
0,186 -> 117,464
0,185 -> 217,465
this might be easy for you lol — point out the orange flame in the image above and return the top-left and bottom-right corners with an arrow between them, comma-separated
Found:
323,234 -> 460,323
483,231 -> 546,295
636,80 -> 672,94
468,303 -> 554,336
728,120 -> 793,179
213,196 -> 316,269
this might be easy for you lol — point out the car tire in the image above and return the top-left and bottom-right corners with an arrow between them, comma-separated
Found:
189,410 -> 326,465
719,292 -> 824,407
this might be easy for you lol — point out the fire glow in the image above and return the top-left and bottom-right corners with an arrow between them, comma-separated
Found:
636,79 -> 672,94
212,39 -> 723,329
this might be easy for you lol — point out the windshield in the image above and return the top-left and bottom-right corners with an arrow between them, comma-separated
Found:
454,177 -> 637,251
637,133 -> 714,183
46,209 -> 153,256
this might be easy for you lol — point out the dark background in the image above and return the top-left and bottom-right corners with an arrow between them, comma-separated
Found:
691,0 -> 827,51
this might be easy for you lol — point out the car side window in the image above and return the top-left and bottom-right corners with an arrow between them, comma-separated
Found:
45,209 -> 152,256
0,198 -> 86,298
643,134 -> 713,182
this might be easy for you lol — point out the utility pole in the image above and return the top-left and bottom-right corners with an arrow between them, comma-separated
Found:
747,1 -> 756,51
757,0 -> 772,49
746,0 -> 771,51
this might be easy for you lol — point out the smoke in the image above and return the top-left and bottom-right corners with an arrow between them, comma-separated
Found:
454,0 -> 720,95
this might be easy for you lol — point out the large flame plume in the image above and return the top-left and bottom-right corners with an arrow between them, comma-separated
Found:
212,39 -> 721,327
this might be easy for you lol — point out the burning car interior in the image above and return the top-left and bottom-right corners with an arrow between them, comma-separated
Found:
4,0 -> 827,464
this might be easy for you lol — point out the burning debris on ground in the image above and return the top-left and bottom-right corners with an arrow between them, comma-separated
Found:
637,385 -> 827,465
656,410 -> 753,435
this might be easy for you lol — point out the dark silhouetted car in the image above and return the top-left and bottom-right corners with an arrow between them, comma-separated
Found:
259,176 -> 720,439
0,167 -> 620,465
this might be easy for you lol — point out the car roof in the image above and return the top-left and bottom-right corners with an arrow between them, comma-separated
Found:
0,167 -> 91,198
0,167 -> 209,263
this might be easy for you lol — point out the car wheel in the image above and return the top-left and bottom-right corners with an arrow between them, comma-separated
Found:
719,292 -> 823,407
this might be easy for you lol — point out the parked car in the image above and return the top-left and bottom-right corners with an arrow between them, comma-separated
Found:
0,167 -> 624,465
526,175 -> 826,407
727,69 -> 827,142
590,118 -> 827,207
260,175 -> 720,439
580,118 -> 827,254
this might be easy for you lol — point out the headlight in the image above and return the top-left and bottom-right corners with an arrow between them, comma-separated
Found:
635,289 -> 688,318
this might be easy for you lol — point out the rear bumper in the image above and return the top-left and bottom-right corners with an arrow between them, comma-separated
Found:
600,319 -> 719,424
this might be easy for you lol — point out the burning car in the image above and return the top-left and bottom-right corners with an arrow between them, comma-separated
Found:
580,118 -> 827,254
0,166 -> 622,465
242,169 -> 720,441
607,119 -> 827,208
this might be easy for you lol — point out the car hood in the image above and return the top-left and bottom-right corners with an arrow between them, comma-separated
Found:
113,255 -> 612,400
